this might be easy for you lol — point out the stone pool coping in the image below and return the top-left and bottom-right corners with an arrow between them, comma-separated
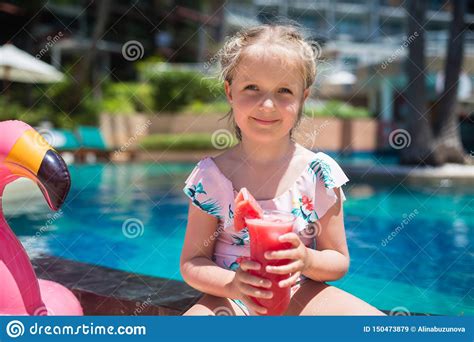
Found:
31,255 -> 434,316
133,151 -> 474,185
32,255 -> 200,315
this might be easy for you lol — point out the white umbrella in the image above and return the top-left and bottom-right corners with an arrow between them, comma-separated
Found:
0,44 -> 64,83
326,70 -> 357,85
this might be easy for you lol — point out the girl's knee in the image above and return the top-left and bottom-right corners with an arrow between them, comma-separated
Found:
182,304 -> 213,316
182,294 -> 245,316
182,294 -> 219,315
287,280 -> 384,316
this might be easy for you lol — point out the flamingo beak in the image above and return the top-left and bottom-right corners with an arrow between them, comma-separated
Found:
3,127 -> 71,211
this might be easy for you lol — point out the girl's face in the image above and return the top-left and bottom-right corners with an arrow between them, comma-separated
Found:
225,49 -> 310,144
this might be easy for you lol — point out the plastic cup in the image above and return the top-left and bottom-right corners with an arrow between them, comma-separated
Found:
245,210 -> 295,316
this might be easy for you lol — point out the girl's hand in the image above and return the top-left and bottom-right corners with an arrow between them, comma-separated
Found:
229,259 -> 273,315
264,232 -> 309,288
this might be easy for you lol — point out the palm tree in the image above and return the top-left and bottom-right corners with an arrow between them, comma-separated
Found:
432,0 -> 468,164
401,1 -> 437,166
401,0 -> 469,166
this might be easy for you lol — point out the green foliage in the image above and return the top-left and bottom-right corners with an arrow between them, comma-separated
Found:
304,100 -> 371,119
102,82 -> 154,114
181,100 -> 230,114
136,56 -> 167,79
149,69 -> 224,112
101,97 -> 136,115
36,75 -> 101,127
0,98 -> 51,126
140,133 -> 237,151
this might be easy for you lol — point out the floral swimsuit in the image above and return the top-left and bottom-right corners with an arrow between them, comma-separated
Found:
183,152 -> 349,315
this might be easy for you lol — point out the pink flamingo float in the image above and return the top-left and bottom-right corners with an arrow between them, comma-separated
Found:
0,120 -> 83,315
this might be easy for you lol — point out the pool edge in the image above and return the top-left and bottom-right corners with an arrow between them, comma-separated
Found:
31,254 -> 201,315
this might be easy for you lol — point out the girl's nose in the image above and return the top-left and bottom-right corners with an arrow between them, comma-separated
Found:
260,97 -> 275,112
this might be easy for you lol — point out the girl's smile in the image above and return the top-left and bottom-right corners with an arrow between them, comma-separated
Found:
251,117 -> 280,125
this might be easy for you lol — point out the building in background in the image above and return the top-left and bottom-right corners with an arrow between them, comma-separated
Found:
1,0 -> 473,141
223,0 -> 474,149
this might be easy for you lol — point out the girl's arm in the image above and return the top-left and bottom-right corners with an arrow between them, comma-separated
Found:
180,202 -> 235,298
302,187 -> 350,282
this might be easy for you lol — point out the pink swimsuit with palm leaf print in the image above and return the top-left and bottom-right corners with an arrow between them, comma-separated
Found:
183,151 -> 349,314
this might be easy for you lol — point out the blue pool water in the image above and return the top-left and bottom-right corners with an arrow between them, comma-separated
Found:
4,162 -> 473,315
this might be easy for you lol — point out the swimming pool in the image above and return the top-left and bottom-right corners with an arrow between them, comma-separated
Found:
4,161 -> 473,315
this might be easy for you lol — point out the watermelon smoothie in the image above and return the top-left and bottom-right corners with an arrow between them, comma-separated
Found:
245,210 -> 295,316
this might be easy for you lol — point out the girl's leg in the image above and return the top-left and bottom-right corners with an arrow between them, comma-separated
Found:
182,294 -> 248,316
285,280 -> 385,316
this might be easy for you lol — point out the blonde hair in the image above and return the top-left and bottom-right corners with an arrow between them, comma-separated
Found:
217,23 -> 319,140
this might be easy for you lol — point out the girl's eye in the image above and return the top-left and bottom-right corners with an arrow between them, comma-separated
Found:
279,88 -> 292,94
244,85 -> 258,91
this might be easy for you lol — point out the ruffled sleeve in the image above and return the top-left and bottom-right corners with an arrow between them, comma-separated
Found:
308,152 -> 349,219
183,158 -> 226,219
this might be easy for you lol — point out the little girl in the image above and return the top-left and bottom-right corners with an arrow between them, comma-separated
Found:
180,24 -> 384,316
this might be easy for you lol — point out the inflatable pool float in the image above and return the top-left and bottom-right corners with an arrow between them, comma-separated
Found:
0,120 -> 83,315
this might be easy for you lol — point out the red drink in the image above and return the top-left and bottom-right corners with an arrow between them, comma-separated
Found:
245,210 -> 295,316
